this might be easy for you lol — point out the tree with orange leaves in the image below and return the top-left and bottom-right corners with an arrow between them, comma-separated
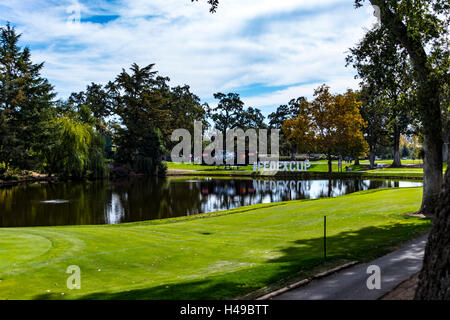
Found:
283,85 -> 367,172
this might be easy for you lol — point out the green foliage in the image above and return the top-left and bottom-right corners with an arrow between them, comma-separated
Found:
108,64 -> 168,175
209,92 -> 245,132
240,107 -> 266,130
41,116 -> 106,178
401,144 -> 411,158
163,85 -> 207,151
87,131 -> 107,177
346,27 -> 417,166
283,85 -> 368,171
0,24 -> 56,170
68,82 -> 112,133
268,99 -> 302,129
269,98 -> 304,156
134,128 -> 166,175
209,92 -> 266,131
358,86 -> 389,155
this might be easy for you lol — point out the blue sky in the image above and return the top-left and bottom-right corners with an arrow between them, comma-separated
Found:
0,0 -> 379,117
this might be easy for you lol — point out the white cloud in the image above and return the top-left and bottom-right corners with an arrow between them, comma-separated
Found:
0,0 -> 378,113
242,76 -> 361,114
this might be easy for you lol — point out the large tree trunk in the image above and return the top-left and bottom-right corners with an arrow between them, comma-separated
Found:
445,119 -> 450,168
369,145 -> 376,168
354,158 -> 360,166
370,0 -> 443,215
419,98 -> 444,216
369,0 -> 446,300
392,124 -> 402,168
415,169 -> 450,299
327,154 -> 332,173
443,143 -> 448,167
291,143 -> 296,161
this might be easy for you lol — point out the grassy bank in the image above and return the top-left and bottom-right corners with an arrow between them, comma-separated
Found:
0,187 -> 429,300
165,160 -> 447,179
0,171 -> 58,187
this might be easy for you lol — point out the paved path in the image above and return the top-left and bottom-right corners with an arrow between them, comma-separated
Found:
273,234 -> 428,300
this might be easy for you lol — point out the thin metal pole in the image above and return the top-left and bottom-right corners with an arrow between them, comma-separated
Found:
324,216 -> 327,260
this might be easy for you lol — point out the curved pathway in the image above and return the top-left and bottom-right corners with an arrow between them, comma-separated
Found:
273,234 -> 428,300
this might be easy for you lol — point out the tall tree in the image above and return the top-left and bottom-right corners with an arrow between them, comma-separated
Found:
164,85 -> 207,151
269,98 -> 303,158
41,116 -> 105,178
69,83 -> 112,133
440,75 -> 450,168
0,24 -> 55,170
358,86 -> 389,168
355,0 -> 447,215
283,85 -> 367,172
268,100 -> 301,129
347,27 -> 415,168
108,63 -> 168,175
282,97 -> 315,159
240,107 -> 266,130
415,169 -> 450,299
209,92 -> 244,133
208,92 -> 242,158
352,0 -> 449,299
208,93 -> 267,160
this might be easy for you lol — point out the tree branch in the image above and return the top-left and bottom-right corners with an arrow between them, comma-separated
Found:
368,0 -> 431,83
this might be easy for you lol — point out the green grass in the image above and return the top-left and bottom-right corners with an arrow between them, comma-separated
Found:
360,159 -> 423,165
368,168 -> 424,172
166,160 -> 353,173
166,160 -> 447,179
364,168 -> 425,178
166,161 -> 253,171
166,162 -> 222,170
0,187 -> 429,300
166,161 -> 255,176
365,163 -> 446,178
307,162 -> 365,172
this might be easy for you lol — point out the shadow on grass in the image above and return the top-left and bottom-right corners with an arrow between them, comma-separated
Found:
33,218 -> 430,300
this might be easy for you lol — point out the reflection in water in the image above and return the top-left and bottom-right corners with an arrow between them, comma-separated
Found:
0,178 -> 422,227
40,200 -> 70,204
107,193 -> 124,225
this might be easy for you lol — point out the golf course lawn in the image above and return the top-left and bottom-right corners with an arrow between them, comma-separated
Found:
165,160 -> 446,179
0,187 -> 430,300
165,161 -> 361,173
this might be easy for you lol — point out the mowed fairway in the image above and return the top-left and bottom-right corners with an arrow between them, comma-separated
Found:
0,187 -> 430,300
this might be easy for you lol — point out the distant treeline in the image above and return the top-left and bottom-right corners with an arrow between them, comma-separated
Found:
2,22 -> 443,180
0,24 -> 209,178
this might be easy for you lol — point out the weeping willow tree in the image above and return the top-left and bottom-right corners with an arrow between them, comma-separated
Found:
41,116 -> 106,178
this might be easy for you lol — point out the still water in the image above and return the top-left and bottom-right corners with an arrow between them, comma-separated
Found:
0,177 -> 422,227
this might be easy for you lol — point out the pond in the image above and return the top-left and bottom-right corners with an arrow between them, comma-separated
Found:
0,177 -> 422,227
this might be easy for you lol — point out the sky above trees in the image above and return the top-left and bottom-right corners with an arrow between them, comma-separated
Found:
0,0 -> 379,117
